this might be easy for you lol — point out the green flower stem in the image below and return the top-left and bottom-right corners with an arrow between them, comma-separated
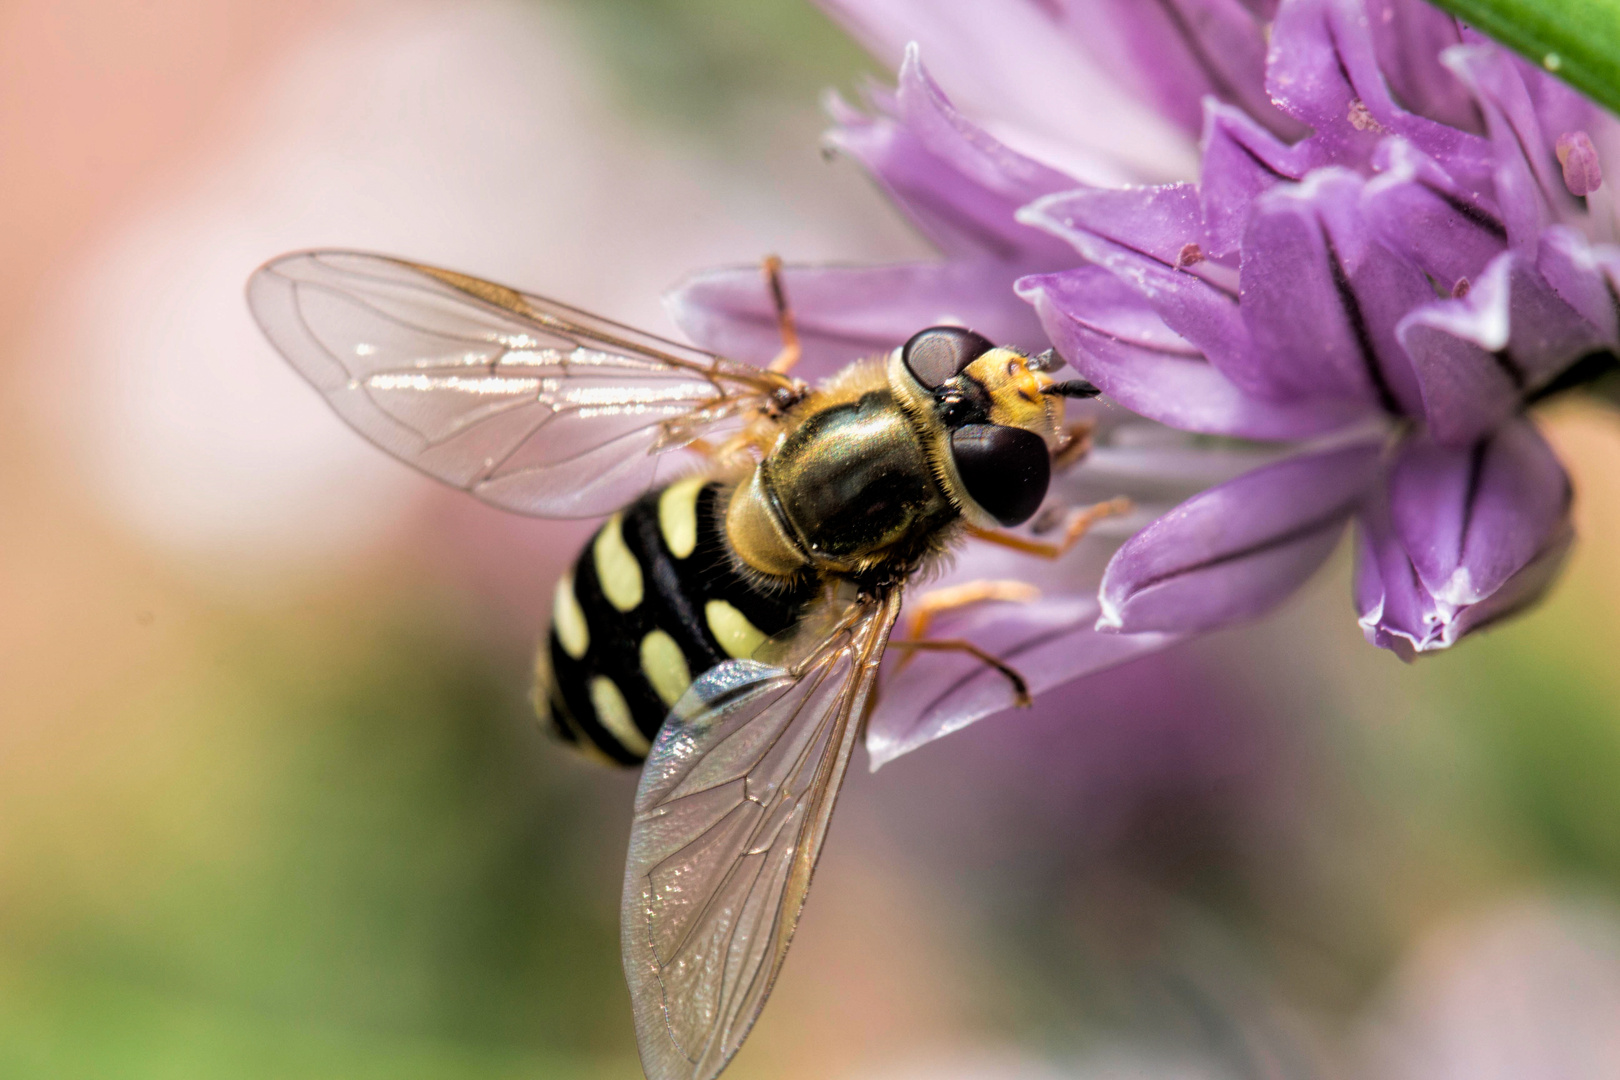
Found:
1427,0 -> 1620,117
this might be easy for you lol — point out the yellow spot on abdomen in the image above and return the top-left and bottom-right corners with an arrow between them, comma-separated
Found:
593,512 -> 643,612
552,572 -> 589,659
589,676 -> 650,756
640,630 -> 692,708
532,647 -> 614,764
705,599 -> 767,660
530,642 -> 555,723
658,475 -> 706,559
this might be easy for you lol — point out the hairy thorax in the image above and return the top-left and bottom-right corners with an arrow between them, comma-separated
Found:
724,362 -> 960,584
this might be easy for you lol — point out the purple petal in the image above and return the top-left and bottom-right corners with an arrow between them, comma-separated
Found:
1515,51 -> 1601,157
666,259 -> 1045,379
865,411 -> 1282,766
1389,419 -> 1572,603
1356,424 -> 1573,655
1361,137 -> 1508,289
1198,100 -> 1315,258
825,46 -> 1081,263
1019,186 -> 1258,380
892,45 -> 1078,199
1098,443 -> 1383,633
867,593 -> 1178,768
1354,497 -> 1428,661
1537,227 -> 1620,343
1445,45 -> 1584,248
1398,251 -> 1608,445
1237,168 -> 1429,414
1019,267 -> 1370,439
1364,0 -> 1479,131
1265,0 -> 1486,169
1060,0 -> 1303,140
1054,430 -> 1291,519
1027,182 -> 1212,266
811,0 -> 1197,183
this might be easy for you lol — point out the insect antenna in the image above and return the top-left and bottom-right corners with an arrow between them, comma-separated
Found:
1040,379 -> 1102,399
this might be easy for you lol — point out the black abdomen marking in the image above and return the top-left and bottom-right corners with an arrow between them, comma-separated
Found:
537,479 -> 817,764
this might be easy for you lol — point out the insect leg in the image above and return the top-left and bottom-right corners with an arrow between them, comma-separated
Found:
904,579 -> 1040,642
762,254 -> 802,375
1051,420 -> 1095,472
891,579 -> 1038,685
683,437 -> 721,457
886,639 -> 1033,707
967,497 -> 1133,559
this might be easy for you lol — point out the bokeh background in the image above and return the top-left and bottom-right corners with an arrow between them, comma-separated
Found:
6,1 -> 1620,1077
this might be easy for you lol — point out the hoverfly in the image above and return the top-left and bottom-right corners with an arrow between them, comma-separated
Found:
247,251 -> 1121,1080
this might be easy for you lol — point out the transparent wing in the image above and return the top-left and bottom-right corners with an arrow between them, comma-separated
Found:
247,251 -> 792,518
621,590 -> 903,1080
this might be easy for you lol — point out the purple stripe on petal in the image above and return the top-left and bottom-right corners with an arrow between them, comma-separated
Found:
1199,100 -> 1316,258
867,592 -> 1178,768
1266,0 -> 1484,169
1354,493 -> 1428,661
1025,183 -> 1215,269
1238,168 -> 1429,414
1020,187 -> 1258,378
667,259 -> 1045,379
1020,267 -> 1369,438
1019,266 -> 1196,358
1365,0 -> 1479,132
1098,443 -> 1383,633
1356,426 -> 1574,655
1389,419 -> 1572,604
1399,251 -> 1608,445
1362,138 -> 1507,288
1515,52 -> 1601,160
1445,45 -> 1584,248
1537,227 -> 1620,344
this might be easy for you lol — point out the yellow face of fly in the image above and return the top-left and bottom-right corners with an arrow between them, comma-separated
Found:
960,348 -> 1065,447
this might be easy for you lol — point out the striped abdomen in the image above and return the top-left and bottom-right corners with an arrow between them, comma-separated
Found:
537,477 -> 818,764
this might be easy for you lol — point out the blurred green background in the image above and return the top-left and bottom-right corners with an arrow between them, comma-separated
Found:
4,1 -> 1620,1077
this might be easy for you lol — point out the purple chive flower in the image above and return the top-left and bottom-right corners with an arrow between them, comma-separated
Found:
671,0 -> 1618,758
668,42 -> 1273,764
1010,0 -> 1617,657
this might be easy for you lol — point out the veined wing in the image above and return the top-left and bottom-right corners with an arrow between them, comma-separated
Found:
622,590 -> 903,1080
247,251 -> 794,518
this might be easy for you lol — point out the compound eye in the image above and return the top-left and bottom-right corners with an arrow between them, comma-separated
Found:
902,326 -> 995,389
949,424 -> 1051,527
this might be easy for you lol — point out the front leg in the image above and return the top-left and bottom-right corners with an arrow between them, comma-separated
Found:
1053,421 -> 1097,472
967,497 -> 1133,559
